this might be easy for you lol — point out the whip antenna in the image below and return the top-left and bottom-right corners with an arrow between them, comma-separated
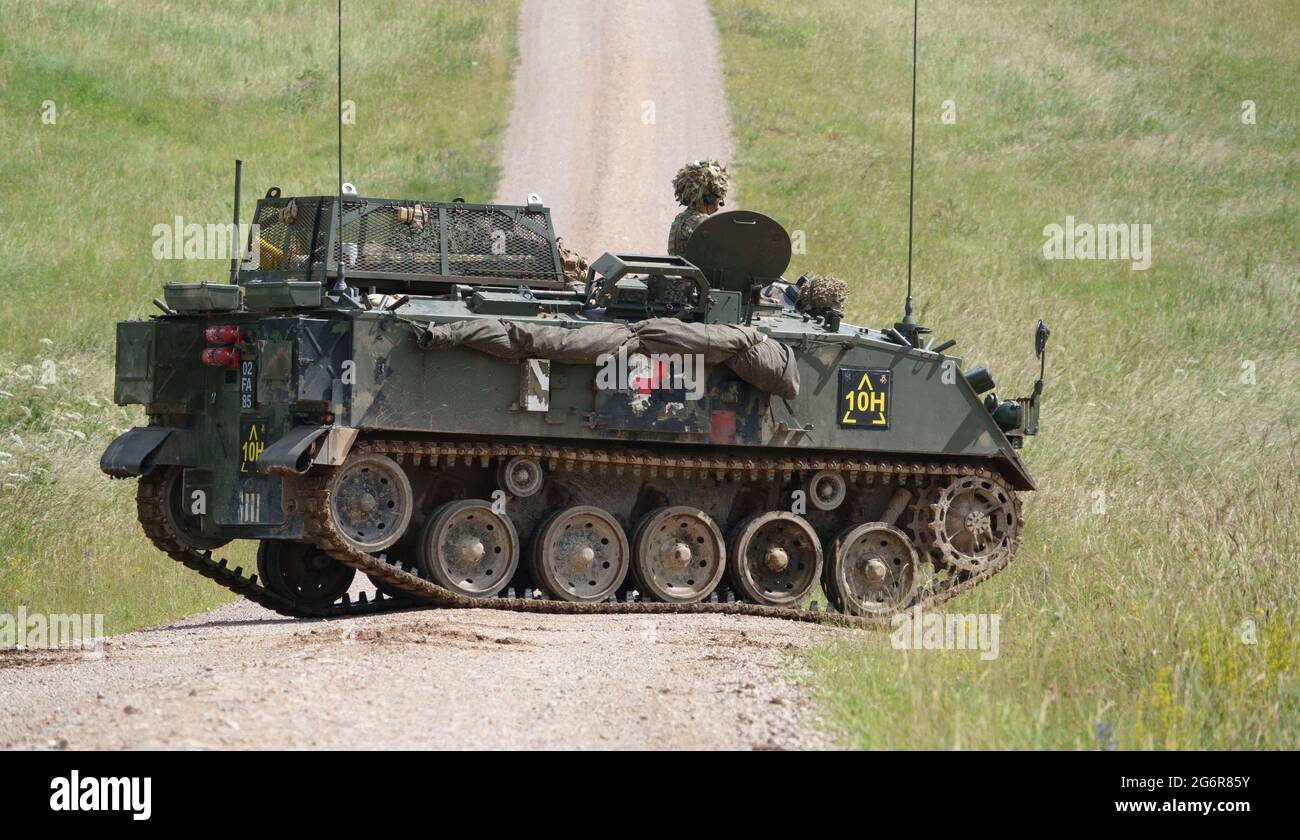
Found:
331,0 -> 350,296
895,0 -> 927,346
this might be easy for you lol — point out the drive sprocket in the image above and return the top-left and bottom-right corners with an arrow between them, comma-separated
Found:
929,473 -> 1021,573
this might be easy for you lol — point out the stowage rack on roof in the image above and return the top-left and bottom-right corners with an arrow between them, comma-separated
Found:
239,193 -> 565,291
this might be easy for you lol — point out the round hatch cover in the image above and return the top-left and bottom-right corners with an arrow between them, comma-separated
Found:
681,210 -> 791,289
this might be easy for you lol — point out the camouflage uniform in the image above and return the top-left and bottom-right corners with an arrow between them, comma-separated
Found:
667,208 -> 709,256
556,237 -> 589,290
667,159 -> 731,256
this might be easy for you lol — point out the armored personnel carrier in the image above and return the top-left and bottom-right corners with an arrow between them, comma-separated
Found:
102,187 -> 1048,625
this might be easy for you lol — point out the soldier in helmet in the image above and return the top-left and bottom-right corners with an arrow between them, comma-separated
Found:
667,159 -> 731,256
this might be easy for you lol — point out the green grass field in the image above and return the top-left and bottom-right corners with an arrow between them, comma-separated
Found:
0,0 -> 519,632
711,0 -> 1299,748
2,0 -> 1296,750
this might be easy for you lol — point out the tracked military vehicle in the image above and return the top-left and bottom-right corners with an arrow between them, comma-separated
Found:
102,184 -> 1048,626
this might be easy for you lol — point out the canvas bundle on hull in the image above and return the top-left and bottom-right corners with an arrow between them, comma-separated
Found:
417,316 -> 800,399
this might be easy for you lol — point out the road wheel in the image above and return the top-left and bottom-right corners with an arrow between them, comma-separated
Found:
531,506 -> 629,602
728,512 -> 822,606
326,454 -> 413,553
417,500 -> 519,598
823,522 -> 917,616
630,506 -> 726,603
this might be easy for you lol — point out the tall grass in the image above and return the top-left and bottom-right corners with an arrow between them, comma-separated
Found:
0,0 -> 519,632
711,0 -> 1299,748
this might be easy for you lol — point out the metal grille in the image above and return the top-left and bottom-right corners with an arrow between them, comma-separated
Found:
243,196 -> 562,285
247,198 -> 324,275
445,206 -> 555,279
332,200 -> 441,274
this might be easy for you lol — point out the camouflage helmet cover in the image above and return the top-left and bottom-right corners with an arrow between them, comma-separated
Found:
672,159 -> 731,207
797,275 -> 850,312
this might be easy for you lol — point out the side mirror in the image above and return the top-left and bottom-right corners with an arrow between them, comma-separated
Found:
1034,320 -> 1051,358
1031,319 -> 1050,401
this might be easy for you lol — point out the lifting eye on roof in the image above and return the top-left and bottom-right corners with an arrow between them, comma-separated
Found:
265,186 -> 281,198
342,182 -> 357,195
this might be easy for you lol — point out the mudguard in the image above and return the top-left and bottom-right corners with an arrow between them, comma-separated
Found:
100,427 -> 188,477
257,426 -> 359,475
257,426 -> 329,475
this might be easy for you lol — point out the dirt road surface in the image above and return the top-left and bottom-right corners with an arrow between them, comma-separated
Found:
0,0 -> 845,751
493,0 -> 734,257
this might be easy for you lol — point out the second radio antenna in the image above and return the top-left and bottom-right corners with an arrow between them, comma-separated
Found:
331,0 -> 351,298
895,0 -> 928,346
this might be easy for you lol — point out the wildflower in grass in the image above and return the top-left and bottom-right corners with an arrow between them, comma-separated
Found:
1093,720 -> 1116,751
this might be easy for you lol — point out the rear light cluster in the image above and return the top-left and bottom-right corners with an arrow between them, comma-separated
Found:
200,325 -> 246,369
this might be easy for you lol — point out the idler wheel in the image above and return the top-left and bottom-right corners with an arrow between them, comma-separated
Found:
728,512 -> 822,606
327,454 -> 413,553
824,523 -> 918,616
417,499 -> 519,598
530,506 -> 629,602
930,475 -> 1018,572
630,506 -> 726,603
139,466 -> 229,551
257,540 -> 356,609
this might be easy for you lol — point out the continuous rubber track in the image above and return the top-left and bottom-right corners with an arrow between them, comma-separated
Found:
294,440 -> 1020,628
133,472 -> 420,621
129,442 -> 1020,628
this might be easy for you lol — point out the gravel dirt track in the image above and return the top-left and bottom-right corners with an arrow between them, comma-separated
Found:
0,0 -> 845,751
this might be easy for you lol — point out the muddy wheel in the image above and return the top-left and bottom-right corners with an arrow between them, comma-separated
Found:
327,454 -> 413,553
824,522 -> 917,616
531,506 -> 629,602
257,541 -> 356,609
728,512 -> 822,606
905,482 -> 944,562
417,500 -> 519,598
930,474 -> 1018,572
630,507 -> 726,603
137,467 -> 229,551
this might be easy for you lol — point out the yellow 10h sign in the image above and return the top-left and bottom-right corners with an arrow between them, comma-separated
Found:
837,368 -> 891,429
